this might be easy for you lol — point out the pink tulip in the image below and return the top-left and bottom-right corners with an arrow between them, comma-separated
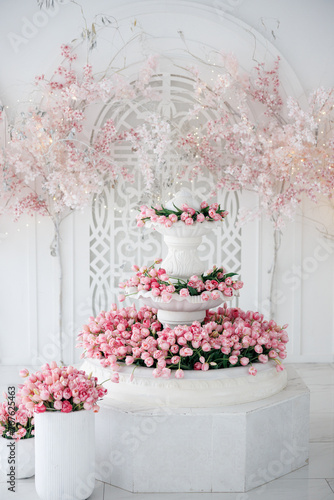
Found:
248,366 -> 257,376
110,372 -> 120,384
175,369 -> 184,379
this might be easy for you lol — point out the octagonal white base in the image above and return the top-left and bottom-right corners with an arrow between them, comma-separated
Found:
94,367 -> 309,493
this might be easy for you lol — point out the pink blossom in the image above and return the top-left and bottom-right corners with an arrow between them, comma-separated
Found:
110,373 -> 120,383
211,290 -> 220,300
201,292 -> 210,302
240,357 -> 249,366
162,292 -> 172,303
175,369 -> 184,379
258,354 -> 269,363
19,369 -> 29,378
249,366 -> 257,376
229,355 -> 238,365
61,401 -> 73,413
185,217 -> 194,225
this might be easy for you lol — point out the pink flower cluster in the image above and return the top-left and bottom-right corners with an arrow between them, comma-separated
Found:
119,261 -> 243,303
77,304 -> 288,379
17,362 -> 107,414
136,201 -> 228,228
0,397 -> 34,441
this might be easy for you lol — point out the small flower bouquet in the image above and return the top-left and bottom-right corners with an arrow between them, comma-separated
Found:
0,397 -> 34,441
77,303 -> 288,379
136,201 -> 228,228
17,362 -> 107,414
119,260 -> 243,303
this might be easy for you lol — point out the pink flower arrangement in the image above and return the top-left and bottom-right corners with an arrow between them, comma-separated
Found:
0,397 -> 34,441
77,303 -> 288,379
136,201 -> 228,227
118,261 -> 243,302
16,362 -> 107,414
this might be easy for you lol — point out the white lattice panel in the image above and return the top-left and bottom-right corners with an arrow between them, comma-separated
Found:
89,73 -> 242,314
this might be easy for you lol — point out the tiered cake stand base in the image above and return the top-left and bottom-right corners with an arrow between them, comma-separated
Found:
86,361 -> 309,493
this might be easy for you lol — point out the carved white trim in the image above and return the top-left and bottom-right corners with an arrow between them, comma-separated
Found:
81,358 -> 288,408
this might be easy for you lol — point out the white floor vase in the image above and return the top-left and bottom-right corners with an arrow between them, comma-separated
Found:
0,436 -> 35,479
35,410 -> 95,500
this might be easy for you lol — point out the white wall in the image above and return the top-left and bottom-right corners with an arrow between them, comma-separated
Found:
0,0 -> 333,366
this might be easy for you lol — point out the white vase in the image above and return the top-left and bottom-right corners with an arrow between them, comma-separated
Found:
152,221 -> 213,279
134,289 -> 234,326
0,436 -> 35,479
35,410 -> 95,500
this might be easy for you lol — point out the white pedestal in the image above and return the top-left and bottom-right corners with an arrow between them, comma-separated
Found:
94,366 -> 309,493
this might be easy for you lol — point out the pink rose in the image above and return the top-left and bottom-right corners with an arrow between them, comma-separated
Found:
171,356 -> 180,364
240,357 -> 249,366
196,213 -> 205,222
165,220 -> 173,228
160,274 -> 170,282
125,356 -> 134,365
223,288 -> 233,297
201,292 -> 210,302
258,354 -> 269,363
268,350 -> 278,359
201,363 -> 209,371
118,294 -> 126,302
211,290 -> 220,300
185,217 -> 194,225
152,368 -> 162,378
254,345 -> 263,354
194,362 -> 202,370
200,201 -> 208,209
225,277 -> 233,286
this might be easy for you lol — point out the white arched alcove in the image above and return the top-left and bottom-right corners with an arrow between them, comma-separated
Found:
0,0 -> 332,366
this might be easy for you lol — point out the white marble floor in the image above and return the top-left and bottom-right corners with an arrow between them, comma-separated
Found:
0,363 -> 334,500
